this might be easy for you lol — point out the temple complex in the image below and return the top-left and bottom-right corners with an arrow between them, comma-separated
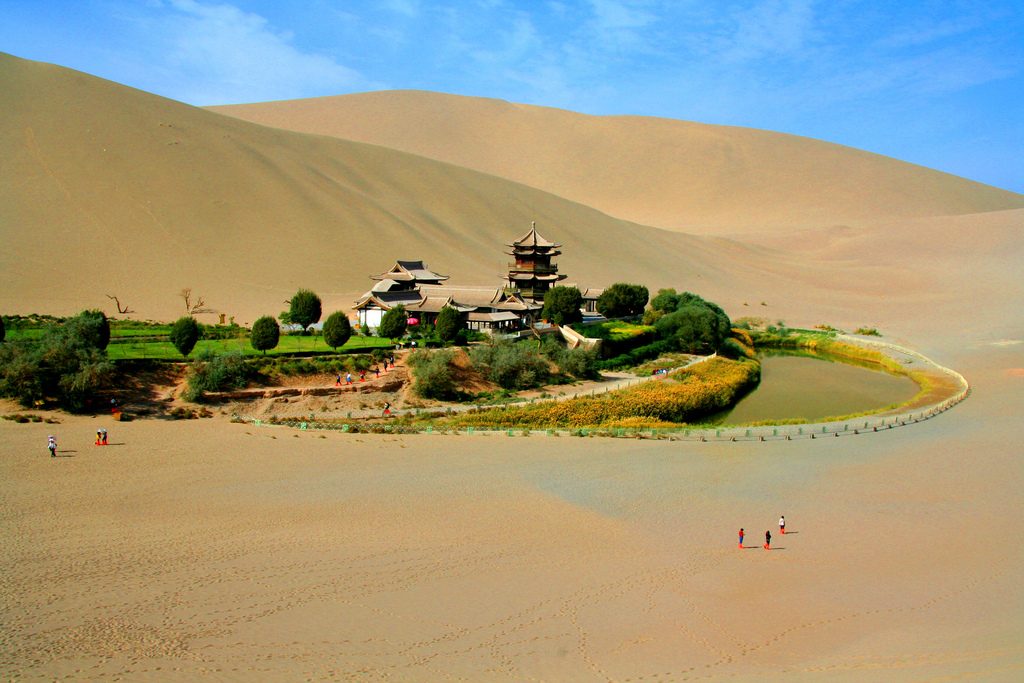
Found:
353,224 -> 598,334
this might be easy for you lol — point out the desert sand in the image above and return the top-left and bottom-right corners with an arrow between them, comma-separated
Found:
2,52 -> 1024,680
211,90 -> 1024,234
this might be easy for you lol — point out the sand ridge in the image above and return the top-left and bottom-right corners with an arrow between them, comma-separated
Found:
211,90 -> 1024,235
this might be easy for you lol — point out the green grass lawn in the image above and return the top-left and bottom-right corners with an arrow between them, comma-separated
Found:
105,335 -> 392,360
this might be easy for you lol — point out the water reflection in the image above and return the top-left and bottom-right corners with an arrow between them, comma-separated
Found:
711,351 -> 919,425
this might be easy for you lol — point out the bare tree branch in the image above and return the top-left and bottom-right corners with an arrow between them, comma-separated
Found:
105,294 -> 134,314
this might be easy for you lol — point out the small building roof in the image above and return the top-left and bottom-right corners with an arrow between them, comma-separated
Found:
371,260 -> 449,283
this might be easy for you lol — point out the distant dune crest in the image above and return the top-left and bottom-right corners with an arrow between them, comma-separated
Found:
211,90 -> 1024,233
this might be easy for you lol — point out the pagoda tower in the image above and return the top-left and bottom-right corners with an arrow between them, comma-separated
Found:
506,222 -> 567,301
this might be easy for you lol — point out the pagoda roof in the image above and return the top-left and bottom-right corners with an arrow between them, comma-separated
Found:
371,260 -> 448,282
508,273 -> 565,282
508,222 -> 560,249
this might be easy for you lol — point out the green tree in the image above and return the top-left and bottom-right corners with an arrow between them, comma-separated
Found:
0,312 -> 114,411
250,315 -> 280,354
469,339 -> 552,390
597,283 -> 649,318
541,286 -> 583,326
0,316 -> 5,343
650,288 -> 680,313
288,289 -> 322,333
183,350 -> 249,402
655,301 -> 731,354
170,316 -> 201,358
74,309 -> 110,350
322,311 -> 353,350
435,306 -> 466,344
378,305 -> 408,339
408,349 -> 459,400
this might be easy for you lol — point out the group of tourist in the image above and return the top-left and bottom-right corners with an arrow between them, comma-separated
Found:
738,515 -> 786,550
46,429 -> 114,457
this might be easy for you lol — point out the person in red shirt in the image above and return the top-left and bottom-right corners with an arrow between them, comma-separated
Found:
738,528 -> 745,548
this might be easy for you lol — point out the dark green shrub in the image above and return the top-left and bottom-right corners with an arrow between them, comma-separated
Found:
408,349 -> 459,400
322,311 -> 352,350
378,305 -> 408,339
288,289 -> 322,332
0,316 -> 5,343
170,317 -> 201,358
250,315 -> 280,354
183,350 -> 249,402
541,286 -> 583,326
470,340 -> 551,390
560,346 -> 600,379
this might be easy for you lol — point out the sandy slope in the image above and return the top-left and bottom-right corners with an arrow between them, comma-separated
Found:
0,53 -> 757,323
212,90 -> 1024,234
2,53 -> 1024,681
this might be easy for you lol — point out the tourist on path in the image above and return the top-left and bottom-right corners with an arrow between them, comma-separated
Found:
374,366 -> 380,378
779,515 -> 786,534
335,374 -> 341,386
738,528 -> 745,549
47,435 -> 57,458
382,402 -> 391,417
764,530 -> 772,550
345,372 -> 353,385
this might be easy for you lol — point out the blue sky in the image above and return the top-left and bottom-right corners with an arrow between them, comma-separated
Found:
2,0 -> 1022,192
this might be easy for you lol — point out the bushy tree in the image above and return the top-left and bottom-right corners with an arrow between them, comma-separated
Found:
250,315 -> 280,354
597,283 -> 649,318
654,298 -> 731,354
0,312 -> 114,411
469,339 -> 551,390
435,306 -> 466,344
170,316 -> 201,358
74,309 -> 110,350
408,349 -> 459,400
184,350 -> 248,402
650,288 -> 680,313
378,305 -> 408,339
322,311 -> 352,350
541,286 -> 583,326
288,289 -> 322,332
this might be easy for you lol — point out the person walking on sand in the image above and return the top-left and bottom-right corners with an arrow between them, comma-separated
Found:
738,528 -> 745,549
374,366 -> 380,379
335,374 -> 341,387
345,372 -> 352,385
764,530 -> 772,550
47,435 -> 57,457
779,515 -> 786,534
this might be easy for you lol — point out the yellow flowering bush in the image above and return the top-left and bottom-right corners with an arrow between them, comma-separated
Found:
445,357 -> 760,429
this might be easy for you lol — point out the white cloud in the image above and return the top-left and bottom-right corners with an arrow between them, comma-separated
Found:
160,0 -> 370,104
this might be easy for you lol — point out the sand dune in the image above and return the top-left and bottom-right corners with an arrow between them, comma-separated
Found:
0,53 -> 796,324
212,90 -> 1024,234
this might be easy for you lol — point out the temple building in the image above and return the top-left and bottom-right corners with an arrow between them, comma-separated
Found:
506,222 -> 567,301
353,224 -> 597,334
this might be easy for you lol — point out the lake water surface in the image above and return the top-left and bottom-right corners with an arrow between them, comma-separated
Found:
713,352 -> 920,425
